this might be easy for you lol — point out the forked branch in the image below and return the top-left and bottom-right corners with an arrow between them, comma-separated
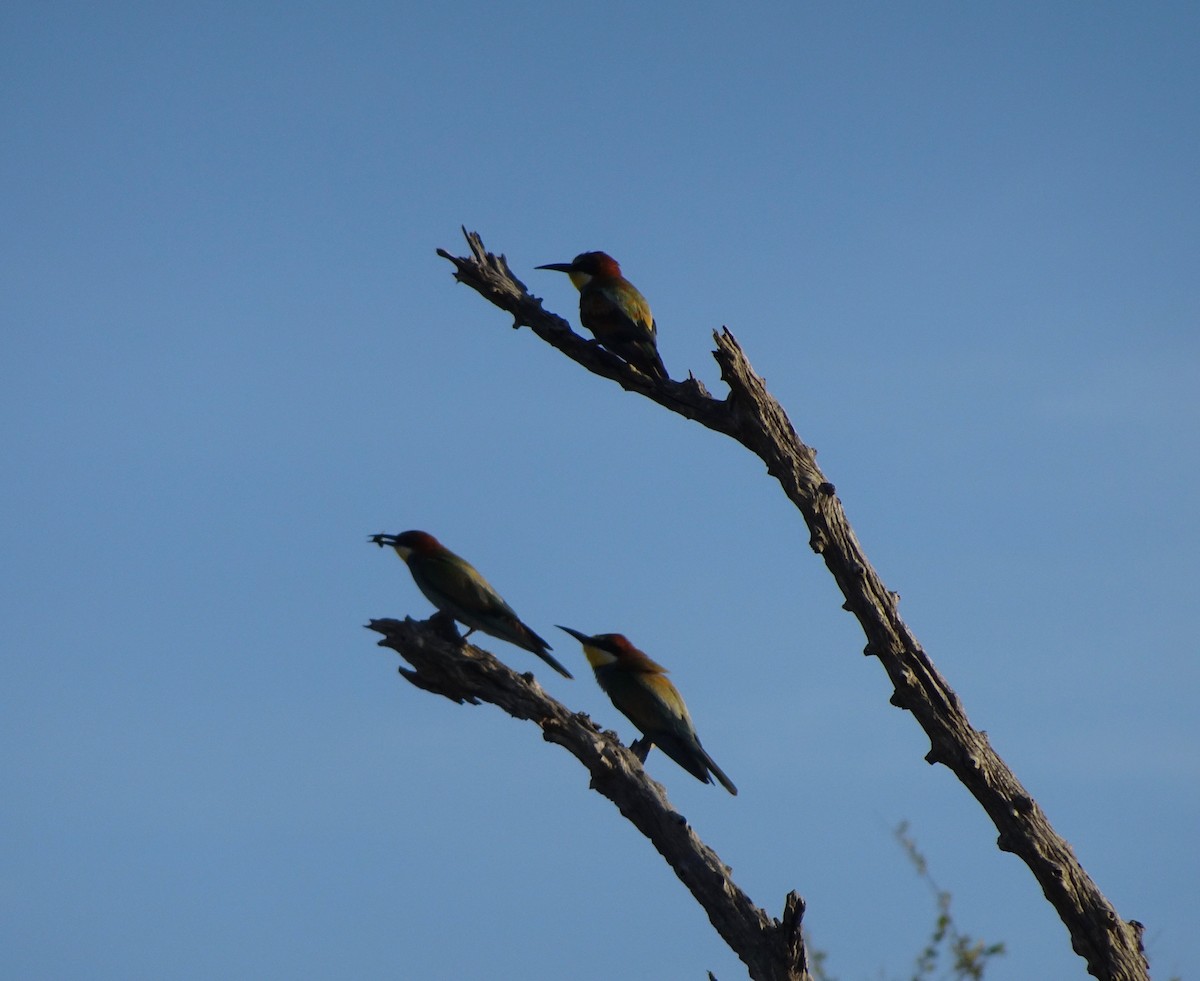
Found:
367,616 -> 809,981
432,228 -> 1149,981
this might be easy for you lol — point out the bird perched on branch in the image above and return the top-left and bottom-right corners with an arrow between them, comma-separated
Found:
371,530 -> 573,679
557,626 -> 736,794
536,251 -> 668,381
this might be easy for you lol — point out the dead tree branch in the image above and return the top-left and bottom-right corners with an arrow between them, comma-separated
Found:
433,228 -> 1150,981
367,616 -> 810,981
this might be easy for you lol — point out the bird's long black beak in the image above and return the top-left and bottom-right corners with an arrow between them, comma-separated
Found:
535,262 -> 574,272
556,625 -> 595,645
370,533 -> 399,548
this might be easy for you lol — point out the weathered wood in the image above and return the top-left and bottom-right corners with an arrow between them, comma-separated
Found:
367,617 -> 811,981
433,229 -> 1149,981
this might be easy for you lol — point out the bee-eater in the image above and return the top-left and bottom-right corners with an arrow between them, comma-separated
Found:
371,531 -> 573,679
556,626 -> 736,794
536,251 -> 669,381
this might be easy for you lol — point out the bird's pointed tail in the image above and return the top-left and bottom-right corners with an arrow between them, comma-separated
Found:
703,749 -> 738,796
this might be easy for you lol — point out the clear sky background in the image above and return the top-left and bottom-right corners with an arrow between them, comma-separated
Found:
3,3 -> 1197,979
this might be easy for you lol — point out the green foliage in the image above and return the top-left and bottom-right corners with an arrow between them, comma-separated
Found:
805,823 -> 1005,981
895,821 -> 1005,981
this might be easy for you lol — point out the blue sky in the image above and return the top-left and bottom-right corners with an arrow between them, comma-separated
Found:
3,3 -> 1197,979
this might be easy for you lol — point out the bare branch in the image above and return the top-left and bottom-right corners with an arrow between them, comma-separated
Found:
367,617 -> 811,981
435,229 -> 1150,981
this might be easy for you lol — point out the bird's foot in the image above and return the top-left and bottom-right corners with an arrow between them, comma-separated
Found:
629,736 -> 653,762
429,611 -> 464,644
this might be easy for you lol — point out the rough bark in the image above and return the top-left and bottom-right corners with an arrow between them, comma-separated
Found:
424,229 -> 1150,981
367,615 -> 810,981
